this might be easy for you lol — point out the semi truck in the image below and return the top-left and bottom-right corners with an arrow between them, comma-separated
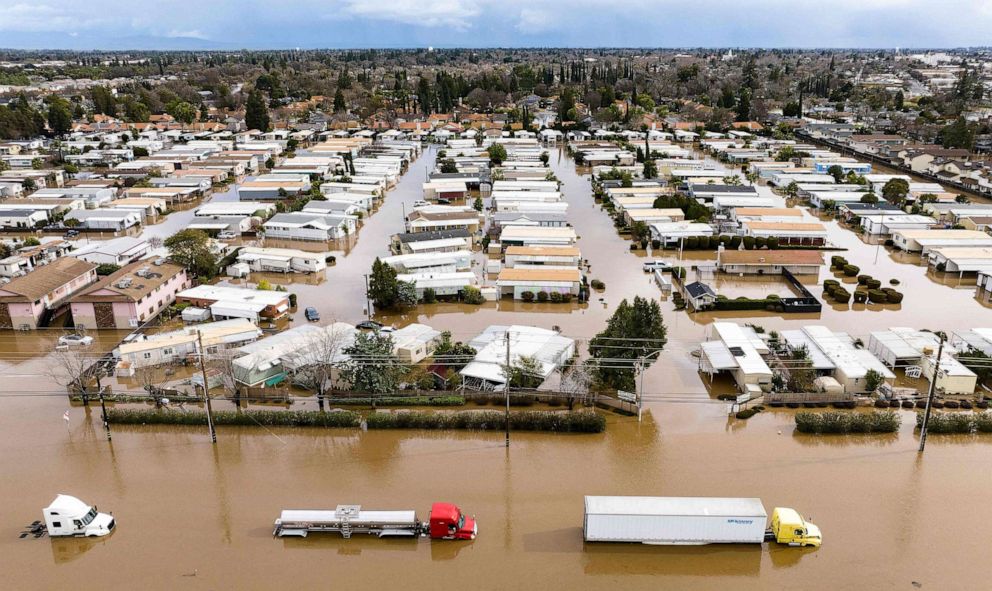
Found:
42,495 -> 115,538
273,502 -> 477,540
583,496 -> 821,547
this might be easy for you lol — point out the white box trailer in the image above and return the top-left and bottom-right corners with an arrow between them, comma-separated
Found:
584,496 -> 768,545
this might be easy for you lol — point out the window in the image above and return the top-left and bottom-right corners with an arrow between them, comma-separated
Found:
143,353 -> 151,359
52,521 -> 61,528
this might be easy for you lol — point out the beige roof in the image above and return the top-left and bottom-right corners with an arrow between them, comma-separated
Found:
734,207 -> 802,217
626,208 -> 685,219
895,229 -> 991,239
498,267 -> 581,281
719,250 -> 824,265
0,257 -> 95,301
745,221 -> 827,232
71,259 -> 186,303
504,246 -> 581,256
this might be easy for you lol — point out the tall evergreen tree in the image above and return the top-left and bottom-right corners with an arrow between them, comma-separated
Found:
245,91 -> 270,131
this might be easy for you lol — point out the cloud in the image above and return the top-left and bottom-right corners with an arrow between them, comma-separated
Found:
166,29 -> 210,40
340,0 -> 485,30
516,8 -> 555,34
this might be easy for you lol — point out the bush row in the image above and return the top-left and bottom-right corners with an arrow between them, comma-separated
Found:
915,411 -> 992,434
366,410 -> 606,433
661,235 -> 782,251
714,294 -> 784,311
331,396 -> 465,407
795,411 -> 901,434
106,408 -> 361,427
520,290 -> 573,303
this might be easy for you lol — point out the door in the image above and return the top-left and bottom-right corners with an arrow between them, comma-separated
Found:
94,303 -> 116,329
0,303 -> 11,329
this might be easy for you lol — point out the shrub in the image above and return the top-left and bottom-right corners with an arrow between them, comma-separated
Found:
867,289 -> 888,303
332,396 -> 465,407
832,287 -> 851,303
853,289 -> 868,303
728,236 -> 742,249
549,291 -> 562,303
288,293 -> 298,308
536,291 -> 549,302
866,279 -> 882,290
830,256 -> 848,269
742,236 -> 756,250
884,290 -> 903,304
708,235 -> 721,248
795,411 -> 900,434
462,285 -> 485,305
843,264 -> 860,277
857,274 -> 871,286
685,236 -> 700,249
651,239 -> 662,249
366,410 -> 606,433
823,279 -> 840,293
521,291 -> 535,302
590,279 -> 605,290
736,408 -> 759,419
916,411 -> 974,434
423,288 -> 437,304
106,408 -> 361,428
889,278 -> 900,285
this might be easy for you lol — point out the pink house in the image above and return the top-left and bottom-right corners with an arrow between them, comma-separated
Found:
70,259 -> 190,330
0,257 -> 98,329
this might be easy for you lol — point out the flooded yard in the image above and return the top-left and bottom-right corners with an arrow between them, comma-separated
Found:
2,144 -> 992,590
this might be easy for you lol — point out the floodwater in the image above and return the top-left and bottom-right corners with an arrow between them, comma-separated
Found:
3,144 -> 992,589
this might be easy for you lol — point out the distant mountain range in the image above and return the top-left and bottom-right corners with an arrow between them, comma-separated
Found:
0,33 -> 235,51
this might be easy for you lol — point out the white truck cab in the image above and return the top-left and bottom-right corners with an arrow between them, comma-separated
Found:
43,495 -> 115,537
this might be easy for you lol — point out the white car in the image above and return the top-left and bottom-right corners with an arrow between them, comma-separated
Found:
217,231 -> 238,240
412,200 -> 430,208
58,334 -> 94,347
642,260 -> 672,272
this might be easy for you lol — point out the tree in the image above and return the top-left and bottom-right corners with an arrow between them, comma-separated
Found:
333,89 -> 346,113
782,101 -> 801,117
439,159 -> 458,174
369,258 -> 399,310
46,98 -> 73,137
735,87 -> 752,122
827,165 -> 845,183
630,221 -> 649,243
90,86 -> 116,116
166,101 -> 197,126
164,229 -> 218,278
339,332 -> 403,398
881,178 -> 910,205
940,116 -> 975,150
432,331 -> 476,372
486,144 -> 507,166
49,341 -> 96,406
863,369 -> 884,393
396,280 -> 418,307
473,195 -> 484,212
642,158 -> 658,179
245,91 -> 270,132
505,355 -> 545,389
785,346 -> 817,393
287,324 -> 350,408
860,193 -> 879,205
588,297 -> 667,392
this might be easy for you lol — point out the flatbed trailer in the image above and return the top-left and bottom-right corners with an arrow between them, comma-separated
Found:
273,503 -> 477,540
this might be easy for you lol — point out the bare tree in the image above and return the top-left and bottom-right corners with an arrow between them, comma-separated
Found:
49,343 -> 97,406
559,359 -> 593,410
285,323 -> 351,410
210,348 -> 245,407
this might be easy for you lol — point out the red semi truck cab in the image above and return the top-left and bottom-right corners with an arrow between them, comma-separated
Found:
428,502 -> 477,540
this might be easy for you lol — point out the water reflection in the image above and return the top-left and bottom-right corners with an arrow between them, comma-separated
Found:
582,543 -> 763,576
50,536 -> 108,564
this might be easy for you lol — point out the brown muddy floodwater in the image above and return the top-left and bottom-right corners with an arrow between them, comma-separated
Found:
2,146 -> 992,589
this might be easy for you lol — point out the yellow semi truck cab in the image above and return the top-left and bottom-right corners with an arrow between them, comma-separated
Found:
770,507 -> 821,547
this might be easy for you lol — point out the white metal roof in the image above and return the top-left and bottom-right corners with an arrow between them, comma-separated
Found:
584,496 -> 767,518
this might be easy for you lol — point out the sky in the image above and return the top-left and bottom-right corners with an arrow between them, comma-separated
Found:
1,0 -> 991,50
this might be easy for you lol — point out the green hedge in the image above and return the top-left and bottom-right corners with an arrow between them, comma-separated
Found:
366,410 -> 605,433
106,408 -> 361,427
842,264 -> 860,277
795,411 -> 900,434
916,411 -> 992,434
714,296 -> 782,311
331,396 -> 465,407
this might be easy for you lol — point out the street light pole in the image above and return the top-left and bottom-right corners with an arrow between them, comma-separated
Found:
363,273 -> 373,317
505,331 -> 511,448
918,336 -> 944,453
197,330 -> 217,444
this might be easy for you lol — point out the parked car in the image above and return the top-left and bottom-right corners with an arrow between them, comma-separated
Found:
437,198 -> 451,205
413,200 -> 429,208
64,229 -> 80,238
356,320 -> 384,331
643,260 -> 672,272
58,334 -> 93,347
217,231 -> 238,240
305,307 -> 320,322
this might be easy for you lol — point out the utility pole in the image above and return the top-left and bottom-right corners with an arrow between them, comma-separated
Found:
197,331 -> 217,444
505,331 -> 511,448
363,273 -> 373,317
96,370 -> 110,441
637,357 -> 645,423
918,336 -> 944,453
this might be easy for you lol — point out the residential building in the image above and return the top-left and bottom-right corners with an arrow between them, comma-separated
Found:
459,325 -> 576,389
114,318 -> 262,370
263,212 -> 358,241
69,237 -> 150,266
177,285 -> 291,322
0,258 -> 97,329
70,260 -> 190,329
496,267 -> 582,299
717,250 -> 823,275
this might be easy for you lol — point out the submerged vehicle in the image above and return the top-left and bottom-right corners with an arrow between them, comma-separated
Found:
43,495 -> 115,538
273,502 -> 477,540
583,496 -> 820,547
